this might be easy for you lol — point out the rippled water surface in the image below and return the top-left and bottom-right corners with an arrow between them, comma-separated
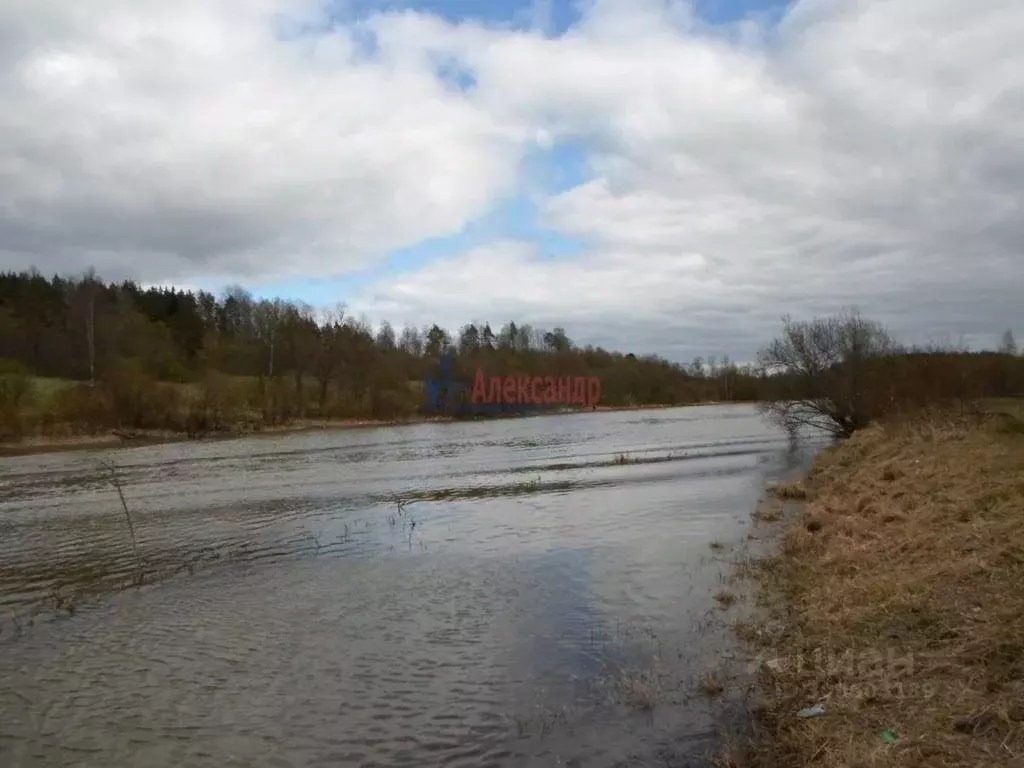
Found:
0,405 -> 822,767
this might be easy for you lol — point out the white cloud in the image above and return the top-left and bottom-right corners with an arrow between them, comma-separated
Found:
2,0 -> 1023,359
0,0 -> 524,284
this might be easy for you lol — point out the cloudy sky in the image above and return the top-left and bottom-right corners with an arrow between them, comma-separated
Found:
1,0 -> 1021,361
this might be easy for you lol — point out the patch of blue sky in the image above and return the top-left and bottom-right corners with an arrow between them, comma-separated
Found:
276,0 -> 795,42
692,0 -> 793,26
323,0 -> 792,32
522,139 -> 592,196
333,0 -> 582,34
275,0 -> 796,68
432,53 -> 477,92
249,202 -> 585,305
249,138 -> 595,304
691,0 -> 796,50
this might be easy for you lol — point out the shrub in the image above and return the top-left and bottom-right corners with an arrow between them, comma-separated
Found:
0,373 -> 34,438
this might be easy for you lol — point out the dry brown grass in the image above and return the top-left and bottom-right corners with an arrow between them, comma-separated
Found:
733,411 -> 1024,767
768,481 -> 809,500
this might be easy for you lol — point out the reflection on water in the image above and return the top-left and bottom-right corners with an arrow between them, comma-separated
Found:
0,405 -> 825,767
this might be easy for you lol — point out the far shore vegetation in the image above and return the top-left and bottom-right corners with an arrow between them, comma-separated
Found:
1,270 -> 768,449
2,271 -> 1022,454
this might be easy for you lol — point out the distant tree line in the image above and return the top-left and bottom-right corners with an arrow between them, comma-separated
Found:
0,270 -> 767,439
0,271 -> 1020,441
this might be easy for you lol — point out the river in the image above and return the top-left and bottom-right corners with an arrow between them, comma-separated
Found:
0,404 -> 823,767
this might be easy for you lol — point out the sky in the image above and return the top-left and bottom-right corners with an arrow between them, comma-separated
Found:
1,0 -> 1022,362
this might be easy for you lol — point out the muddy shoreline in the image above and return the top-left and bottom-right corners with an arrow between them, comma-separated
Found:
695,468 -> 816,764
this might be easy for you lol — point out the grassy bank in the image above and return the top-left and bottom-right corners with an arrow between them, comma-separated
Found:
730,404 -> 1024,766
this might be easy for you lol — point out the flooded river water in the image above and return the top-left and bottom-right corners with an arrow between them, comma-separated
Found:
0,405 -> 823,767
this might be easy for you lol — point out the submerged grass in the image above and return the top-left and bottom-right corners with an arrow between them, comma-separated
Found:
713,588 -> 738,608
729,410 -> 1024,766
620,668 -> 664,711
752,506 -> 781,524
701,672 -> 725,697
400,476 -> 564,502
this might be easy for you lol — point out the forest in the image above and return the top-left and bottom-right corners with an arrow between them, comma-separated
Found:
0,270 -> 1021,441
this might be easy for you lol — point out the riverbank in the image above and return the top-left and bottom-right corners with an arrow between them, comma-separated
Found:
0,416 -> 456,456
0,402 -> 713,456
725,406 -> 1024,766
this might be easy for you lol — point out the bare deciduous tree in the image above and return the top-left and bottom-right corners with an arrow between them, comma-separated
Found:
375,321 -> 397,352
399,325 -> 424,356
68,267 -> 101,385
999,329 -> 1018,356
757,309 -> 899,439
254,299 -> 284,380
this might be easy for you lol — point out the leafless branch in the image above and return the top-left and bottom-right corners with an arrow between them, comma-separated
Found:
97,459 -> 143,582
